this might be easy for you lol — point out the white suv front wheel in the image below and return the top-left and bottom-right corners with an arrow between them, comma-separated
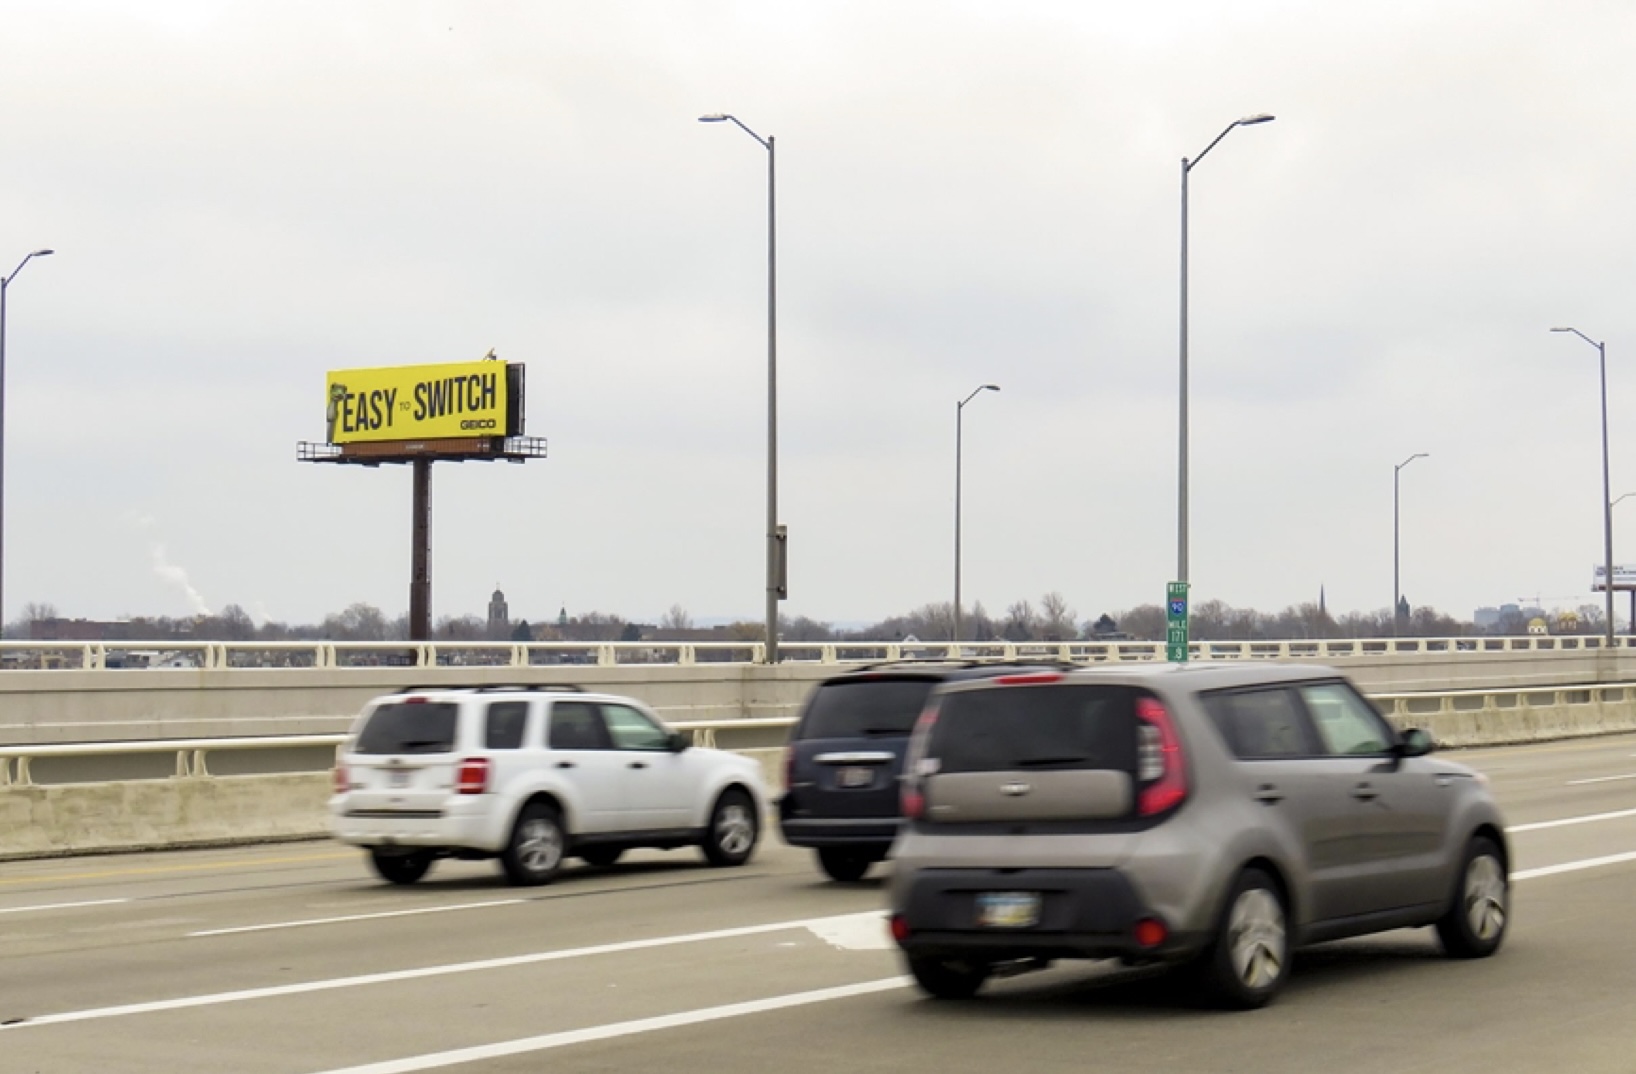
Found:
702,788 -> 759,867
501,801 -> 566,886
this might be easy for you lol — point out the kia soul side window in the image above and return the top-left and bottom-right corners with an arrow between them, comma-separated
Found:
1300,682 -> 1393,756
1202,688 -> 1319,760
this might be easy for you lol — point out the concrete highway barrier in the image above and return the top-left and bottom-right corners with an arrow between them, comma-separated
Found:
4,679 -> 1635,862
0,748 -> 786,861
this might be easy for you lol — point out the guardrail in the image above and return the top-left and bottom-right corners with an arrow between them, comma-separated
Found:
7,683 -> 1636,788
0,634 -> 1630,671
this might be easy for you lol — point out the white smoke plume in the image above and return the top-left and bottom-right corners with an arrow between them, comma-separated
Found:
130,513 -> 211,616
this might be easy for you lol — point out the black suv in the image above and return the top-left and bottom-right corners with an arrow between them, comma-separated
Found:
779,660 -> 1066,881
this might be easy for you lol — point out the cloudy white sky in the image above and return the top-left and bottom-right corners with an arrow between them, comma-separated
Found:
4,0 -> 1635,630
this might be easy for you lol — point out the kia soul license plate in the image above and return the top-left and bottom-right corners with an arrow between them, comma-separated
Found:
976,891 -> 1041,928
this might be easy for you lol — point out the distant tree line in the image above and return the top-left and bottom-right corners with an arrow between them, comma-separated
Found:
8,592 -> 1614,645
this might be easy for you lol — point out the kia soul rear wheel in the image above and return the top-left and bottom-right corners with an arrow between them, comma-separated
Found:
1198,867 -> 1289,1009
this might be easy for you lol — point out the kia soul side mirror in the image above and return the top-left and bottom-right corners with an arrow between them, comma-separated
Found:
1397,728 -> 1435,758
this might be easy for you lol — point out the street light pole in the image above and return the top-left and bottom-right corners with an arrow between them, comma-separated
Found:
0,248 -> 55,637
1393,452 -> 1428,634
1615,492 -> 1636,634
953,384 -> 999,645
1178,114 -> 1274,587
701,113 -> 781,663
1552,327 -> 1616,647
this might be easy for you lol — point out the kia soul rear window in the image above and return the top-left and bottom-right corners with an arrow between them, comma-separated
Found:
931,685 -> 1139,774
799,679 -> 937,738
356,703 -> 460,754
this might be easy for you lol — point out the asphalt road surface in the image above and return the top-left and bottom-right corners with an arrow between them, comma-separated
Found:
4,734 -> 1636,1074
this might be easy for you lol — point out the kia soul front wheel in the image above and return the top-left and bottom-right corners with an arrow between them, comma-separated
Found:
1436,835 -> 1508,959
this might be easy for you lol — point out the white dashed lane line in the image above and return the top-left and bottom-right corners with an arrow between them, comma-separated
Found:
187,899 -> 527,938
0,898 -> 130,915
303,977 -> 912,1074
0,912 -> 889,1031
1565,773 -> 1636,786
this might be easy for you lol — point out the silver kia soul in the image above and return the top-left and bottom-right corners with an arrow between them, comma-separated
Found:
888,663 -> 1509,1008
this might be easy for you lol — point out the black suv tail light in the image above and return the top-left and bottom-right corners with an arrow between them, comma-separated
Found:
1135,696 -> 1188,816
900,702 -> 941,821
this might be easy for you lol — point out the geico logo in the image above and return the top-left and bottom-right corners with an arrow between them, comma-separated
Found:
459,419 -> 498,430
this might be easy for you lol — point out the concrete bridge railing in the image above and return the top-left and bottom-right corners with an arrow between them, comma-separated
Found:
2,634 -> 1630,673
7,637 -> 1636,748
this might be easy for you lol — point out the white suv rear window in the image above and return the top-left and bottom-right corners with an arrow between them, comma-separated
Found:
355,703 -> 459,754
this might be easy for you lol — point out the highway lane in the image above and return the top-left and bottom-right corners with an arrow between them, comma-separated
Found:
2,733 -> 1635,1073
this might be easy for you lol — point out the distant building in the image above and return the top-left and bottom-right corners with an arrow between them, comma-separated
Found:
1473,607 -> 1502,631
487,588 -> 509,639
29,618 -> 134,642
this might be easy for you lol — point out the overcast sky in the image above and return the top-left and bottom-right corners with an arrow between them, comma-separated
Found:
4,0 -> 1635,630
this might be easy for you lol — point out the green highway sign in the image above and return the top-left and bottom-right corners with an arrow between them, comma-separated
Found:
1166,581 -> 1190,663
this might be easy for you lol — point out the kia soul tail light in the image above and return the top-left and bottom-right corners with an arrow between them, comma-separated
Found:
1135,695 -> 1188,816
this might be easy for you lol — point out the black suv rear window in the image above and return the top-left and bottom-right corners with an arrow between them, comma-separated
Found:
356,703 -> 459,754
930,685 -> 1139,774
799,678 -> 937,738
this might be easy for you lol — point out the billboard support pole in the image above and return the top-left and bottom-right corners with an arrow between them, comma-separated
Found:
410,458 -> 432,642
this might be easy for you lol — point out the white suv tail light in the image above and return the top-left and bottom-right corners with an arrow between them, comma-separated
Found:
455,757 -> 491,795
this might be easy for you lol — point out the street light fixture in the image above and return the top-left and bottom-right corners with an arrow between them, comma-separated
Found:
1551,326 -> 1616,647
0,248 -> 55,638
1393,452 -> 1429,634
953,384 -> 1000,645
1178,114 -> 1274,588
700,113 -> 782,663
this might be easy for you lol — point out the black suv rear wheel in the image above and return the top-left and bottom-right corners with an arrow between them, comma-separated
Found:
907,955 -> 990,1000
816,848 -> 873,882
368,848 -> 433,885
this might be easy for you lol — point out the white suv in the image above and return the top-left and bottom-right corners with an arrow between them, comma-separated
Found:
328,684 -> 768,886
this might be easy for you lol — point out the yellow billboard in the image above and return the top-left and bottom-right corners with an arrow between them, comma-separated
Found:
325,361 -> 512,444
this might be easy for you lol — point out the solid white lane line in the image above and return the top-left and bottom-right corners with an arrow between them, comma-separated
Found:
0,911 -> 882,1031
1508,807 -> 1636,832
1566,772 -> 1636,786
1515,850 -> 1636,881
306,977 -> 911,1074
0,898 -> 130,915
188,899 -> 527,937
